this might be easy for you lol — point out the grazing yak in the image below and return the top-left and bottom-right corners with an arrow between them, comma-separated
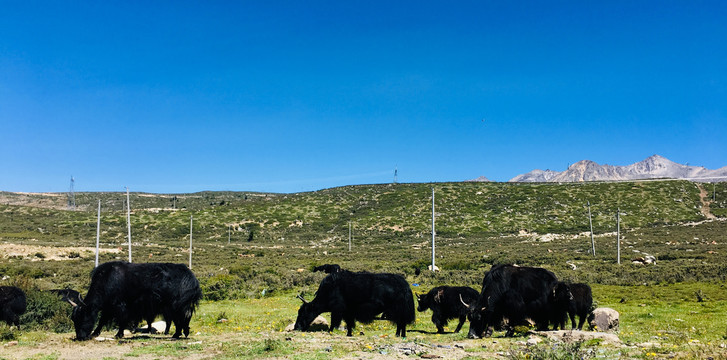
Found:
417,286 -> 479,333
549,282 -> 574,330
294,270 -> 415,337
463,264 -> 559,338
70,261 -> 201,340
567,283 -> 593,330
313,264 -> 342,274
0,286 -> 27,328
549,282 -> 594,330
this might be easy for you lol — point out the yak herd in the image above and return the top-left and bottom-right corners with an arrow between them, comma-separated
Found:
1,261 -> 594,340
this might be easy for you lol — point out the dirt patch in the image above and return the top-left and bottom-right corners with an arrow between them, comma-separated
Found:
0,192 -> 70,210
1,332 -> 211,360
0,244 -> 120,261
697,184 -> 717,219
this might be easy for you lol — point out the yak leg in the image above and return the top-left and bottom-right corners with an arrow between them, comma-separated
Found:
2,309 -> 20,329
577,314 -> 587,330
433,314 -> 445,333
454,315 -> 466,333
171,315 -> 183,339
180,312 -> 193,338
329,312 -> 343,333
91,312 -> 112,337
164,312 -> 173,335
114,319 -> 127,339
146,315 -> 157,334
569,311 -> 577,330
3,308 -> 19,328
396,322 -> 407,337
343,315 -> 356,336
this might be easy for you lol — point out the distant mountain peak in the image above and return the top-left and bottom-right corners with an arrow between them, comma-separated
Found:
466,175 -> 491,182
509,155 -> 727,183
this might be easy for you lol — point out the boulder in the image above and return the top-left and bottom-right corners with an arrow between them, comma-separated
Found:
589,307 -> 619,332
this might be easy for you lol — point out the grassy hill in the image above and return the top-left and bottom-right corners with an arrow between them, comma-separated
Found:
1,180 -> 720,238
1,180 -> 726,296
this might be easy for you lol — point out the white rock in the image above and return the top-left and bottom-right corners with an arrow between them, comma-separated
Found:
590,307 -> 619,332
285,315 -> 330,332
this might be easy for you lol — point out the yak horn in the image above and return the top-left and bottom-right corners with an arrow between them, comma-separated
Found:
296,294 -> 308,304
459,294 -> 470,308
68,299 -> 78,307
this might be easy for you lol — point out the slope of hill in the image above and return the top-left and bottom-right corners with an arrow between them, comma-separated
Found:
2,180 -> 723,246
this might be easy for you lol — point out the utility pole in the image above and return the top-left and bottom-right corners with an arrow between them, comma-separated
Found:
588,201 -> 595,257
228,224 -> 231,245
189,215 -> 193,269
616,208 -> 621,265
431,187 -> 436,271
348,221 -> 352,251
126,187 -> 132,263
95,200 -> 101,267
68,176 -> 76,210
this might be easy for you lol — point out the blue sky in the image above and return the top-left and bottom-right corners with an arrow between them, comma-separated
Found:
1,1 -> 725,194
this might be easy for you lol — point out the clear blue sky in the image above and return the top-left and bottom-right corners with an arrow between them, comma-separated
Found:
1,1 -> 725,194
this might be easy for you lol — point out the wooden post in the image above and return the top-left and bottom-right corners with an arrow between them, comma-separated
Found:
126,187 -> 132,263
189,215 -> 193,269
95,200 -> 101,267
616,208 -> 621,265
588,201 -> 595,257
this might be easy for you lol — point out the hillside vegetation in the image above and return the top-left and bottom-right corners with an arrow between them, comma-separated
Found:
1,180 -> 726,297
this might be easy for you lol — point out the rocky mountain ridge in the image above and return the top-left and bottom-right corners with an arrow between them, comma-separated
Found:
508,155 -> 727,183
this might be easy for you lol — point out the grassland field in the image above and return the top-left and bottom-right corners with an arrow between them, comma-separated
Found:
1,180 -> 726,359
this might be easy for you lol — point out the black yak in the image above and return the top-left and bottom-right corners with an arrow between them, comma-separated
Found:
464,264 -> 559,338
548,282 -> 594,330
417,286 -> 479,333
549,282 -> 574,330
70,261 -> 201,340
567,283 -> 593,330
0,286 -> 26,328
294,270 -> 415,337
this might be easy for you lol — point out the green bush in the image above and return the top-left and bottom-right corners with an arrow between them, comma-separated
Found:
200,274 -> 245,301
20,288 -> 74,332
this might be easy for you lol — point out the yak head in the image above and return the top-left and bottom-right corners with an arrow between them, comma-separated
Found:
293,294 -> 319,331
551,282 -> 574,306
417,288 -> 444,312
68,296 -> 95,340
461,294 -> 489,339
416,293 -> 431,312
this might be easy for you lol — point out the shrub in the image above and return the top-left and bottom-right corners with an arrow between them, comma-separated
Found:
20,288 -> 74,332
200,274 -> 245,301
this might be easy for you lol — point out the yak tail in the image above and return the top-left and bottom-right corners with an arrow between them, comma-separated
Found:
404,286 -> 416,324
177,275 -> 202,318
